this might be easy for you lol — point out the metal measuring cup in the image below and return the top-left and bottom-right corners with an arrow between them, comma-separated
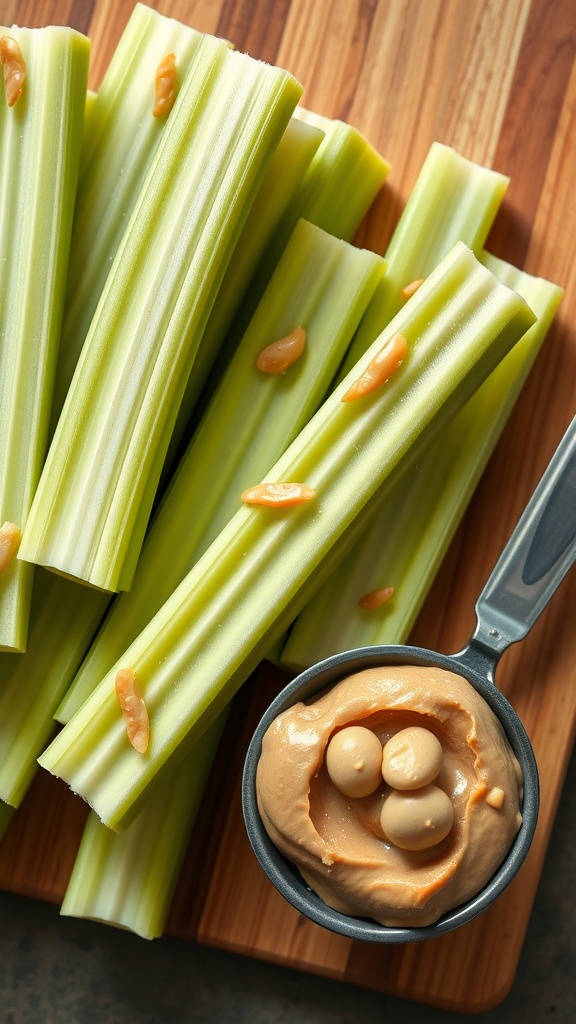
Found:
242,414 -> 576,942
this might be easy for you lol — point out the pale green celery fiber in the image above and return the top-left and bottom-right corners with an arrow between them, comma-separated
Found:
223,107 -> 391,353
282,258 -> 563,668
340,141 -> 509,377
57,219 -> 385,722
50,3 -> 205,432
0,570 -> 109,806
0,26 -> 89,652
19,39 -> 302,593
38,243 -> 535,830
168,116 -> 324,453
60,715 -> 225,939
288,108 -> 391,242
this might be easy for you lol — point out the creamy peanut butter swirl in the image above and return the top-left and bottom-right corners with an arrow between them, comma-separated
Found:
256,665 -> 523,927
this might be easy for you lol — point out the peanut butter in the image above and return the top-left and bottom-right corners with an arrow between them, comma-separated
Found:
256,665 -> 523,927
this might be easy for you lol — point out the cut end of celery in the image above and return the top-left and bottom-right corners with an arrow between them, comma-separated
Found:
60,713 -> 226,938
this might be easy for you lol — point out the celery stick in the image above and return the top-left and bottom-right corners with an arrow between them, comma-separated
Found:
0,570 -> 109,806
0,26 -> 89,651
61,714 -> 225,939
288,108 -> 390,242
340,142 -> 509,376
170,117 -> 324,442
62,13 -> 319,481
225,108 -> 391,350
50,3 -> 205,431
38,243 -> 535,830
277,143 -> 513,661
19,40 -> 302,594
56,220 -> 385,722
282,260 -> 563,667
0,801 -> 14,841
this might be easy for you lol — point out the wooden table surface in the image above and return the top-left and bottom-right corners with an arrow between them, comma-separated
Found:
0,0 -> 575,1013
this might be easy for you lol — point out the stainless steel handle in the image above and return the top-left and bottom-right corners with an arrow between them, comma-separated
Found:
470,414 -> 576,661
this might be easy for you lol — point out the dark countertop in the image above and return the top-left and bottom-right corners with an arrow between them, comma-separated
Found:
0,747 -> 574,1024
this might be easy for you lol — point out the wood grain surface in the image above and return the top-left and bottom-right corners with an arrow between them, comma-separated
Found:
1,0 -> 575,1012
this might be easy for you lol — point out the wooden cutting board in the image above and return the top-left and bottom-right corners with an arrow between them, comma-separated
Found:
1,0 -> 575,1012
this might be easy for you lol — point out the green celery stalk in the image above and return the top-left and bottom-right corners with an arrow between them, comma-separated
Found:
0,26 -> 89,651
60,714 -> 225,939
55,5 -> 322,461
224,107 -> 391,352
38,242 -> 535,830
19,39 -> 302,593
0,570 -> 109,806
168,115 -> 325,452
56,219 -> 385,722
50,3 -> 205,431
340,141 -> 509,376
0,801 -> 15,841
282,259 -> 563,668
287,107 -> 391,242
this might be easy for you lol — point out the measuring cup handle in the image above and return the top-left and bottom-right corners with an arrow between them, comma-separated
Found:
469,413 -> 576,664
